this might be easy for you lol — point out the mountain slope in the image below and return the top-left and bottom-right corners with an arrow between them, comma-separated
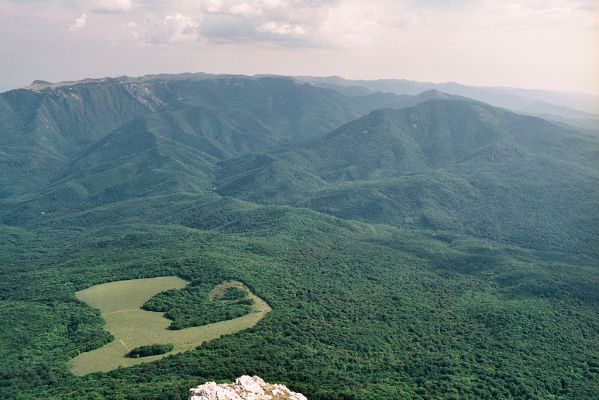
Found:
0,74 -> 417,198
3,77 -> 596,255
215,99 -> 599,255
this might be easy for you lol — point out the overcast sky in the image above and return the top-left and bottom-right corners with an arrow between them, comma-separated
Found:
1,0 -> 598,94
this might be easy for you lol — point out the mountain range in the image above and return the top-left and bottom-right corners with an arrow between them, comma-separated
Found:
297,75 -> 599,130
2,74 -> 597,257
1,73 -> 598,399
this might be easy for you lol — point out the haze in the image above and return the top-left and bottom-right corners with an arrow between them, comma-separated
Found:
1,0 -> 598,94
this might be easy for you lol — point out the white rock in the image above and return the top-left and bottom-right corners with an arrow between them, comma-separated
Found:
235,375 -> 266,395
189,376 -> 307,400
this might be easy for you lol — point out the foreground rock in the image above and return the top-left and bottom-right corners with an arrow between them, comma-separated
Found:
189,375 -> 307,400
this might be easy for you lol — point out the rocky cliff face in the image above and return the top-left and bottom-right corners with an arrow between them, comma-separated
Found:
189,376 -> 307,400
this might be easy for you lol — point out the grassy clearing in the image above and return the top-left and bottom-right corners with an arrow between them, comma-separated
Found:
70,276 -> 270,375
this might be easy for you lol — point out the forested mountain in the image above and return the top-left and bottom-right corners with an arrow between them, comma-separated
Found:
216,99 -> 599,256
0,77 -> 436,223
0,74 -> 416,198
1,74 -> 598,400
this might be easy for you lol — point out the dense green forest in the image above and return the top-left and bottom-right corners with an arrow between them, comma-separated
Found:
0,74 -> 597,399
128,344 -> 174,358
142,280 -> 255,329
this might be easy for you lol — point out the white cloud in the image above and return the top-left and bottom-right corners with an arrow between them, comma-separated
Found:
91,0 -> 133,14
69,13 -> 87,31
202,0 -> 224,13
230,2 -> 263,17
146,13 -> 199,43
198,0 -> 339,45
201,0 -> 287,16
1,0 -> 597,94
256,21 -> 305,35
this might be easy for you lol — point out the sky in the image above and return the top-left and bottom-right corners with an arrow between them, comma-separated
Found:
0,0 -> 598,94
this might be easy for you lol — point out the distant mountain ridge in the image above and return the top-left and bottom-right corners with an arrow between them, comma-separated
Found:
1,73 -> 597,258
13,72 -> 599,121
296,75 -> 599,130
0,74 -> 420,198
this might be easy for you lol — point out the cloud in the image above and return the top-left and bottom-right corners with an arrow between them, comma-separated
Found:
202,0 -> 223,13
145,13 -> 199,43
69,13 -> 87,31
191,0 -> 422,47
91,0 -> 132,14
2,0 -> 403,47
229,2 -> 263,17
256,21 -> 305,36
198,0 -> 343,45
1,0 -> 597,94
200,0 -> 304,15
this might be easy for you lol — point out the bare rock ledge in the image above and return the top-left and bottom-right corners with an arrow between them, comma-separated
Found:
189,375 -> 307,400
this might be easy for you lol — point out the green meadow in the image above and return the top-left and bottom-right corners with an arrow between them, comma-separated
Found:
70,277 -> 270,375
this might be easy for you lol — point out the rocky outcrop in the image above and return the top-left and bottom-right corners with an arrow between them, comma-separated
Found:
189,375 -> 307,400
